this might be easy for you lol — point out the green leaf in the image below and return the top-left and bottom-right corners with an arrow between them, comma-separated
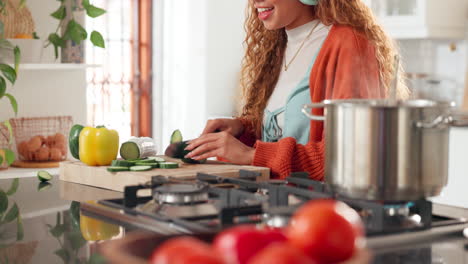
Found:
54,248 -> 70,264
19,0 -> 26,9
67,20 -> 87,44
0,64 -> 16,85
6,178 -> 19,196
3,120 -> 13,144
90,31 -> 105,48
0,156 -> 3,166
48,33 -> 65,47
51,6 -> 66,20
3,203 -> 18,223
85,5 -> 106,18
82,0 -> 90,7
4,149 -> 14,166
13,46 -> 20,73
0,76 -> 5,98
0,21 -> 3,38
50,224 -> 66,237
0,39 -> 13,49
69,230 -> 86,250
0,190 -> 8,215
16,214 -> 23,240
4,94 -> 18,115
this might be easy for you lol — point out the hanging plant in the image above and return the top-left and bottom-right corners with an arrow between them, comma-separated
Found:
0,0 -> 22,168
47,0 -> 106,59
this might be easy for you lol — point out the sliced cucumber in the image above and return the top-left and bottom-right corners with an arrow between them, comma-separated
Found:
37,182 -> 52,191
120,141 -> 140,160
137,159 -> 159,164
170,129 -> 183,144
129,165 -> 153,172
111,160 -> 134,167
159,162 -> 179,169
107,166 -> 130,172
147,156 -> 165,163
37,170 -> 52,182
135,162 -> 159,168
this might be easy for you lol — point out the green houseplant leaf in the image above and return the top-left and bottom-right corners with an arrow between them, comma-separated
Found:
54,248 -> 70,264
85,5 -> 106,18
90,31 -> 105,48
4,149 -> 14,166
0,190 -> 8,215
4,94 -> 18,115
13,46 -> 20,73
6,178 -> 19,196
0,76 -> 5,98
51,6 -> 66,20
3,203 -> 18,223
65,20 -> 87,44
0,64 -> 16,85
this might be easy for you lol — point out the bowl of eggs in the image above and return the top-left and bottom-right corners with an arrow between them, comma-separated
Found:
10,116 -> 73,163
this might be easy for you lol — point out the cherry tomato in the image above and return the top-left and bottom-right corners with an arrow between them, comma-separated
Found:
150,236 -> 225,264
248,243 -> 319,264
286,199 -> 364,264
213,225 -> 287,264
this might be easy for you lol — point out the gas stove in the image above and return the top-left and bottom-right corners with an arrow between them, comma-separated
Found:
81,170 -> 468,249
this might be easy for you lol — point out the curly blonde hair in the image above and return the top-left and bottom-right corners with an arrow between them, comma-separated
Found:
239,0 -> 408,136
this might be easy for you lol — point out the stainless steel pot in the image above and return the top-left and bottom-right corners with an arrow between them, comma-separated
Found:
302,99 -> 468,202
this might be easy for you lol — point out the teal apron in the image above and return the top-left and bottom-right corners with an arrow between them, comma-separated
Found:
263,43 -> 324,145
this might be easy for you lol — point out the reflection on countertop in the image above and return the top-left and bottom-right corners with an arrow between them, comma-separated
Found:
0,174 -> 122,264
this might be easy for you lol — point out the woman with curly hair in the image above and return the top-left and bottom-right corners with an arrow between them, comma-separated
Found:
185,0 -> 408,179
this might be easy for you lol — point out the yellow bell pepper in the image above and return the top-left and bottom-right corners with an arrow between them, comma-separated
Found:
79,126 -> 119,166
80,202 -> 120,241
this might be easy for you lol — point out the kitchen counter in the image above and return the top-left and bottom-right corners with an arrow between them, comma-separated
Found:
1,172 -> 468,263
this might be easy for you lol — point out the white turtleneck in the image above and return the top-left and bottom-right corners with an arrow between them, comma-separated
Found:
265,20 -> 331,129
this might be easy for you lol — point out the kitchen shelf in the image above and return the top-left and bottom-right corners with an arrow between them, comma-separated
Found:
19,63 -> 101,70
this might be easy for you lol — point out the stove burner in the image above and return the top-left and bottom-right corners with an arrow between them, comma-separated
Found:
153,182 -> 209,205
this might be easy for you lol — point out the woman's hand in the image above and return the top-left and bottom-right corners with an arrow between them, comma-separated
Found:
185,131 -> 255,165
201,118 -> 244,137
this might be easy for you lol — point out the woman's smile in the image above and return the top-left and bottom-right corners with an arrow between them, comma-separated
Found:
257,7 -> 274,20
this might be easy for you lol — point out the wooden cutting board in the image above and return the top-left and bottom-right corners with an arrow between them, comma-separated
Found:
59,156 -> 270,192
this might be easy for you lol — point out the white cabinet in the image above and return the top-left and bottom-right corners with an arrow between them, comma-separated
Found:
365,0 -> 467,39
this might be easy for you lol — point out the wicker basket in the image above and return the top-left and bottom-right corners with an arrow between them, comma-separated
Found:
0,0 -> 35,38
10,116 -> 73,162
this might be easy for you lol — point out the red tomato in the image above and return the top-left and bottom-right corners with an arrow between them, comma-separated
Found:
248,243 -> 319,264
286,199 -> 364,264
149,236 -> 225,264
213,225 -> 288,264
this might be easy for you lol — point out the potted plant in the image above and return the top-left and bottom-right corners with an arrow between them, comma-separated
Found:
0,0 -> 20,169
46,0 -> 106,63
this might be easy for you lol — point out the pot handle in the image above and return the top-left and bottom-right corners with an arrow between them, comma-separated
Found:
416,115 -> 452,129
417,113 -> 468,128
302,103 -> 326,121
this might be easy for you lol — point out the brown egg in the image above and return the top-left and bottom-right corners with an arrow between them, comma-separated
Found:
27,136 -> 42,153
54,133 -> 66,145
46,135 -> 55,148
18,141 -> 28,158
35,146 -> 50,161
54,142 -> 67,156
25,149 -> 35,161
49,148 -> 62,161
38,135 -> 46,146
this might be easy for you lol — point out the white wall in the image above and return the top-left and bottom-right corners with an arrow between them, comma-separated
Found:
153,0 -> 247,152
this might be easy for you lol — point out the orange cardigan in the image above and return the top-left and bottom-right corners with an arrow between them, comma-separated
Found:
237,25 -> 386,180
